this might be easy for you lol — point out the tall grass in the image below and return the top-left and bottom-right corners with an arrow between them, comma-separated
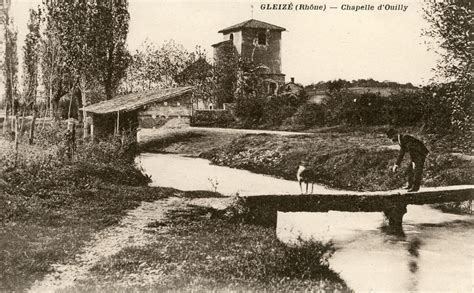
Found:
0,125 -> 157,291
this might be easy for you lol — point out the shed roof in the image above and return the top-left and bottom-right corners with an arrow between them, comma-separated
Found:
82,86 -> 193,114
218,19 -> 286,34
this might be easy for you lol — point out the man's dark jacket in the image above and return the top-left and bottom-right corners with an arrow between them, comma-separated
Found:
396,134 -> 429,165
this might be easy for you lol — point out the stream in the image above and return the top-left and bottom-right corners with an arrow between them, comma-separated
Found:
137,152 -> 473,292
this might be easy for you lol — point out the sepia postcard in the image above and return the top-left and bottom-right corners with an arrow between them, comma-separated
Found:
1,0 -> 472,292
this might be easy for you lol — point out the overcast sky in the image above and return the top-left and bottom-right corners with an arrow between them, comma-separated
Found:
11,0 -> 440,86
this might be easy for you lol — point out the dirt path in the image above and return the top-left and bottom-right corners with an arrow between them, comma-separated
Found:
27,197 -> 183,292
27,196 -> 232,293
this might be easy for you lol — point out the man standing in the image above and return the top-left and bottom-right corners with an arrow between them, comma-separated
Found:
386,128 -> 429,192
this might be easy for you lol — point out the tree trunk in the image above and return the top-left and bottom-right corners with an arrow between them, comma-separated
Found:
3,103 -> 8,135
42,102 -> 48,130
51,98 -> 60,120
14,115 -> 19,151
49,77 -> 53,118
20,110 -> 26,133
29,111 -> 36,145
67,95 -> 73,119
80,75 -> 88,138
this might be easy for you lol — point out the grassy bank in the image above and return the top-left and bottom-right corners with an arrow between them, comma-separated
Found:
70,206 -> 350,292
201,133 -> 473,191
140,127 -> 473,191
1,125 -> 349,291
0,128 -> 178,291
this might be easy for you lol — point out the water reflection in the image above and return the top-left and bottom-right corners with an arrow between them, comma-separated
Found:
277,206 -> 473,292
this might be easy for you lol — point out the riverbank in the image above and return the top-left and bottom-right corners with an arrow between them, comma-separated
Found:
0,128 -> 349,291
140,126 -> 473,191
60,202 -> 349,292
0,134 -> 180,291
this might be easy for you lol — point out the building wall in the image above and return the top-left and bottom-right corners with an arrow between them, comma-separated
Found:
213,40 -> 238,66
138,93 -> 193,128
223,31 -> 242,54
241,29 -> 282,74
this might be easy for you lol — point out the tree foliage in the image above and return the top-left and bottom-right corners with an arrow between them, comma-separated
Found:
40,5 -> 74,119
423,0 -> 472,83
306,79 -> 416,91
120,40 -> 200,93
22,8 -> 42,107
3,11 -> 19,116
213,42 -> 239,107
234,59 -> 268,124
44,0 -> 131,102
422,0 -> 472,144
89,0 -> 131,99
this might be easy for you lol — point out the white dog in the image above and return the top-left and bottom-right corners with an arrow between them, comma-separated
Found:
297,161 -> 315,194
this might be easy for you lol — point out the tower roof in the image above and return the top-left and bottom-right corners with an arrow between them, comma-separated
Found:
218,19 -> 286,34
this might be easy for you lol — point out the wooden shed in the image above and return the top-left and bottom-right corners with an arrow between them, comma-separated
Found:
82,86 -> 194,138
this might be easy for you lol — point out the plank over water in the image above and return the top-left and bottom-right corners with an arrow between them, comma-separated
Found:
241,185 -> 474,213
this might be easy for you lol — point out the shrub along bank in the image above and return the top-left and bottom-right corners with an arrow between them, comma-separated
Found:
200,132 -> 473,191
0,125 -> 178,292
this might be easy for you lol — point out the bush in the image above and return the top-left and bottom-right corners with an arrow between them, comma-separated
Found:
235,94 -> 266,125
192,110 -> 234,127
292,103 -> 325,128
321,90 -> 424,127
421,83 -> 472,150
260,93 -> 307,127
0,128 -> 149,214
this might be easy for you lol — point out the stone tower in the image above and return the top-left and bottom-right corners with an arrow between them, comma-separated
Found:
213,19 -> 286,91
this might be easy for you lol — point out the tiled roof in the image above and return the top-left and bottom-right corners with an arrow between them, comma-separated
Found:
82,87 -> 193,114
218,19 -> 286,34
211,39 -> 233,47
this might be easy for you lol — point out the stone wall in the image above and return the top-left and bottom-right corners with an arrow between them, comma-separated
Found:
241,29 -> 282,74
139,116 -> 190,129
138,93 -> 193,129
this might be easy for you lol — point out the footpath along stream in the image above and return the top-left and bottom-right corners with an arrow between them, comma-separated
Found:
28,152 -> 473,292
139,152 -> 473,292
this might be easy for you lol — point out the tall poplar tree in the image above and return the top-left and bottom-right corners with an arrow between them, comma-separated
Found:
22,8 -> 42,144
40,3 -> 73,120
45,0 -> 131,135
90,0 -> 130,99
3,11 -> 18,129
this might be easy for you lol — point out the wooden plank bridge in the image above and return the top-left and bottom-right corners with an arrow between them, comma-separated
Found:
231,185 -> 474,230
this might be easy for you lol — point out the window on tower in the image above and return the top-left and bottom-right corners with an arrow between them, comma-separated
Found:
257,32 -> 266,45
229,33 -> 234,41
